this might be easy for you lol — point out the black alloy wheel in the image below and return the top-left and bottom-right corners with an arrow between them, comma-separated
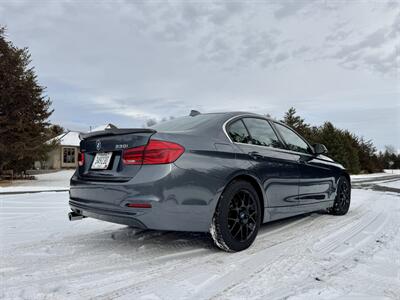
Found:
228,190 -> 258,242
329,176 -> 351,215
211,180 -> 261,252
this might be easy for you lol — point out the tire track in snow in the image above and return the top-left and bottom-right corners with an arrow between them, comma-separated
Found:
3,214 -> 316,294
79,216 -> 323,299
268,211 -> 398,300
2,232 -> 213,288
197,209 -> 384,300
219,191 -> 400,300
195,201 -> 391,299
86,208 -> 371,299
313,211 -> 383,254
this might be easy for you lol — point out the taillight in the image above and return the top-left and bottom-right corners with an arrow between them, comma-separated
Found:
143,140 -> 185,164
122,140 -> 184,165
78,152 -> 85,167
122,146 -> 146,165
126,203 -> 152,208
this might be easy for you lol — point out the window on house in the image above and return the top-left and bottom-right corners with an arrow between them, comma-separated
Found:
63,147 -> 76,164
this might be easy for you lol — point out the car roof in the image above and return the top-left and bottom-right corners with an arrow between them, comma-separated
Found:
201,111 -> 274,121
151,111 -> 283,138
202,111 -> 258,116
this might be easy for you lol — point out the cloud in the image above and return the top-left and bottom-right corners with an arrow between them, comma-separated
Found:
91,96 -> 189,122
386,1 -> 400,10
389,12 -> 400,38
201,37 -> 231,63
328,24 -> 398,75
207,2 -> 244,25
274,1 -> 316,19
274,52 -> 290,64
0,0 -> 398,149
292,46 -> 310,57
153,21 -> 188,42
242,32 -> 278,58
362,47 -> 399,75
325,30 -> 353,42
334,28 -> 388,57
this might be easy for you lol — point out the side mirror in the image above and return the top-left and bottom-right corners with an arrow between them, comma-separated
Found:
313,143 -> 328,155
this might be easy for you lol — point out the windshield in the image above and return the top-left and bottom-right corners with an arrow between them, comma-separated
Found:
151,114 -> 220,131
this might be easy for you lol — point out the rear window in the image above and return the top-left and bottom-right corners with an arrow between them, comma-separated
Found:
151,114 -> 219,131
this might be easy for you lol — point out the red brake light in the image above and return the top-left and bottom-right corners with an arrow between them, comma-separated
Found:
122,145 -> 146,165
78,152 -> 85,167
126,203 -> 152,208
122,140 -> 184,165
143,140 -> 185,164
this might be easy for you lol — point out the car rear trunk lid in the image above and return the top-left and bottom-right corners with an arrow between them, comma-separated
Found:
78,128 -> 156,182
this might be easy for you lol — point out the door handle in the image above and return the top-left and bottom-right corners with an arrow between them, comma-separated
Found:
248,151 -> 263,160
299,157 -> 310,164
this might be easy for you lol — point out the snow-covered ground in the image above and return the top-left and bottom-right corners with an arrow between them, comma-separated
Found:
1,173 -> 400,299
377,180 -> 400,189
351,169 -> 400,182
0,170 -> 74,193
383,169 -> 400,174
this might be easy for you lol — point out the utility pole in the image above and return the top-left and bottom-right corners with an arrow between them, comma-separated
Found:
389,161 -> 394,174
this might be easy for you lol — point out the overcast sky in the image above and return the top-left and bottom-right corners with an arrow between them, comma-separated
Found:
1,0 -> 399,150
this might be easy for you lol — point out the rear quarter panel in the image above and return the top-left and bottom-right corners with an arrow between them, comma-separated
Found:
153,132 -> 266,220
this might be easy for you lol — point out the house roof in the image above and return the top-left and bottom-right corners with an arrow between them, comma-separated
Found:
51,131 -> 81,147
47,124 -> 118,147
90,123 -> 117,132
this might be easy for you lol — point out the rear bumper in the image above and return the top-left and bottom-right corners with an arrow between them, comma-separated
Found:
69,164 -> 225,232
69,202 -> 147,229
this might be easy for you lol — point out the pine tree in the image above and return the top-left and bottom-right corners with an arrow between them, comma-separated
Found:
48,124 -> 64,138
282,107 -> 311,138
357,138 -> 382,172
281,108 -> 384,174
0,27 -> 55,173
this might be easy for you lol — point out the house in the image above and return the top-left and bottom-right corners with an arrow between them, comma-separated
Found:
36,124 -> 117,170
41,131 -> 81,169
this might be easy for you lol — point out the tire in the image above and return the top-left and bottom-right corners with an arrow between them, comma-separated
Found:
210,180 -> 261,252
329,176 -> 351,216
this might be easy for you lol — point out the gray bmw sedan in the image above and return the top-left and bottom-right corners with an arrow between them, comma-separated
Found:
69,111 -> 351,252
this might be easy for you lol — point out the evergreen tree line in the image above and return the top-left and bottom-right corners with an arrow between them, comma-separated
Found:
281,108 -> 399,174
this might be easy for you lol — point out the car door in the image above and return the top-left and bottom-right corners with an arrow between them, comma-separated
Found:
273,122 -> 335,205
227,117 -> 300,208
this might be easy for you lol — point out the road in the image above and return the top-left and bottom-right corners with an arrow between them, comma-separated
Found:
1,175 -> 399,299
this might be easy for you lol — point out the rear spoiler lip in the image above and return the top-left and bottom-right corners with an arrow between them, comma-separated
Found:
79,128 -> 156,140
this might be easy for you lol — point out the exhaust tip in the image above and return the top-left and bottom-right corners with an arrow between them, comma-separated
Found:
68,211 -> 85,221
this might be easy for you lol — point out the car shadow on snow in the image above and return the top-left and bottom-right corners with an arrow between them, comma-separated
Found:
78,212 -> 315,256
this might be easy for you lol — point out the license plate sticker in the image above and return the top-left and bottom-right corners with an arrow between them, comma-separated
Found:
91,152 -> 113,169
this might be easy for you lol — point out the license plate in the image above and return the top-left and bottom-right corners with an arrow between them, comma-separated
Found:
91,152 -> 113,169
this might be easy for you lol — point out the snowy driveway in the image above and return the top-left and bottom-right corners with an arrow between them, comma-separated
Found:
1,176 -> 400,299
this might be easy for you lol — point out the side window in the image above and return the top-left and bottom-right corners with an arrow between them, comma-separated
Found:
228,120 -> 251,144
274,123 -> 311,154
242,118 -> 282,148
